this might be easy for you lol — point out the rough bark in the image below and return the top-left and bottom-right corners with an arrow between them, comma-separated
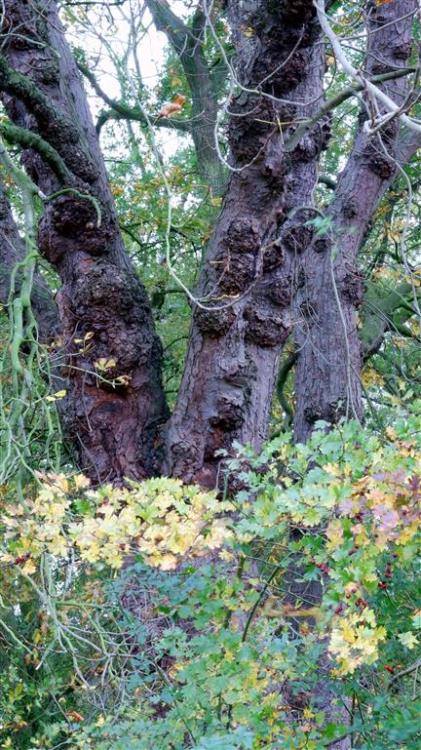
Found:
293,0 -> 419,443
0,180 -> 58,342
0,0 -> 167,482
164,0 -> 328,486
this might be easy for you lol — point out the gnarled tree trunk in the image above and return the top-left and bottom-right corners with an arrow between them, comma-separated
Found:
0,0 -> 167,482
293,0 -> 419,442
164,0 -> 329,486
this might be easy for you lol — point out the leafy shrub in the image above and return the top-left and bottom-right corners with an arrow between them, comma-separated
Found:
1,408 -> 420,749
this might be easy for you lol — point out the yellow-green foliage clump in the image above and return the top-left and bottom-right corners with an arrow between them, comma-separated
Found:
1,475 -> 232,573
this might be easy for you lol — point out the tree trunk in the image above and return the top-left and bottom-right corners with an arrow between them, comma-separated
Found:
0,0 -> 168,482
164,0 -> 328,486
293,0 -> 418,442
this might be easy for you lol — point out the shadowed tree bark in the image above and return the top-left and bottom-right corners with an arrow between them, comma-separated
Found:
293,0 -> 419,442
0,0 -> 168,483
164,0 -> 329,485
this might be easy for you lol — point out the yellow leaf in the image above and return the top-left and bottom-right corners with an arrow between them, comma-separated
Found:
386,229 -> 401,242
74,474 -> 91,490
47,535 -> 68,556
303,708 -> 315,720
324,463 -> 341,476
33,628 -> 42,645
95,357 -> 117,371
326,519 -> 344,550
398,631 -> 418,649
45,389 -> 67,402
22,558 -> 37,575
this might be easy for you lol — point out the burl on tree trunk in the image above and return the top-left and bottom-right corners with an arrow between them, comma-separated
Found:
0,0 -> 168,482
164,0 -> 329,486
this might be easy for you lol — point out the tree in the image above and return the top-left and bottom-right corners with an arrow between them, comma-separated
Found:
1,0 -> 418,487
0,0 -> 167,483
0,2 -> 419,747
293,0 -> 419,441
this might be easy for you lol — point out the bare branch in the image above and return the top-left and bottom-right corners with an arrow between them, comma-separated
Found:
315,0 -> 421,135
285,67 -> 417,152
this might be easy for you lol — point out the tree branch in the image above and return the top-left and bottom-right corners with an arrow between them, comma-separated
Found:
315,0 -> 421,135
145,0 -> 226,193
387,658 -> 421,690
77,60 -> 191,134
285,67 -> 417,152
144,0 -> 196,61
1,122 -> 73,184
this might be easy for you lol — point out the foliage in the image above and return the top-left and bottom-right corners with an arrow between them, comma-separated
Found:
0,2 -> 420,749
1,410 -> 419,749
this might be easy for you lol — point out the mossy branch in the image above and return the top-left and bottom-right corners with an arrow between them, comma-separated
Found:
1,122 -> 73,184
0,56 -> 78,145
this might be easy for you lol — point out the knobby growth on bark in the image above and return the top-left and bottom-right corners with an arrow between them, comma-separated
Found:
1,0 -> 167,483
165,0 -> 329,485
0,2 -> 419,747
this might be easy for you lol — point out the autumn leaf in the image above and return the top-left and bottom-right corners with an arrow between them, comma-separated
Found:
45,389 -> 67,402
22,558 -> 37,575
94,357 -> 117,371
157,94 -> 186,119
397,631 -> 418,650
66,710 -> 85,722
